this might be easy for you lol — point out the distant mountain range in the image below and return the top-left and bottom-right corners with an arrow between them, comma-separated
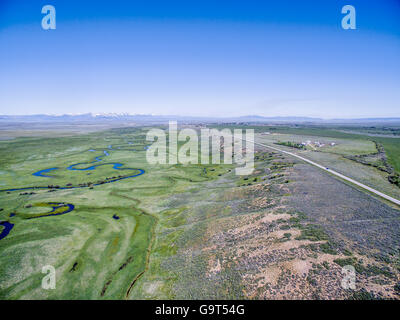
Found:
0,113 -> 399,124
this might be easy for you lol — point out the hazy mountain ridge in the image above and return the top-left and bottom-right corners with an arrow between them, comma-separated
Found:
0,113 -> 399,124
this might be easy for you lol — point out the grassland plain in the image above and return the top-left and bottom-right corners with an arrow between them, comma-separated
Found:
1,125 -> 400,300
0,127 -> 233,299
254,131 -> 400,201
212,124 -> 400,174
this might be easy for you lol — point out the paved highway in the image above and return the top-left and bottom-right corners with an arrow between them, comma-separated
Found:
247,139 -> 400,206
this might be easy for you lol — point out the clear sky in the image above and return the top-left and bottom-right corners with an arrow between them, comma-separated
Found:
0,0 -> 399,118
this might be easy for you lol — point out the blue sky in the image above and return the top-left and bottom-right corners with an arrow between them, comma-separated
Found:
0,0 -> 399,118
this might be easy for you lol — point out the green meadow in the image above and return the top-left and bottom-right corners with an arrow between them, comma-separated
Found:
0,127 -> 231,299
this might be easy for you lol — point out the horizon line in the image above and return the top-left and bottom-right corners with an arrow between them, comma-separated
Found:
1,113 -> 400,121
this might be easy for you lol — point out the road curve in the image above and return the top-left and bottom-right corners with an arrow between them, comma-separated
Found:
246,139 -> 400,206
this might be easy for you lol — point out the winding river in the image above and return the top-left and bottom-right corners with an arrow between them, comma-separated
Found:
0,144 -> 145,240
25,203 -> 75,219
0,144 -> 145,192
0,221 -> 14,240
